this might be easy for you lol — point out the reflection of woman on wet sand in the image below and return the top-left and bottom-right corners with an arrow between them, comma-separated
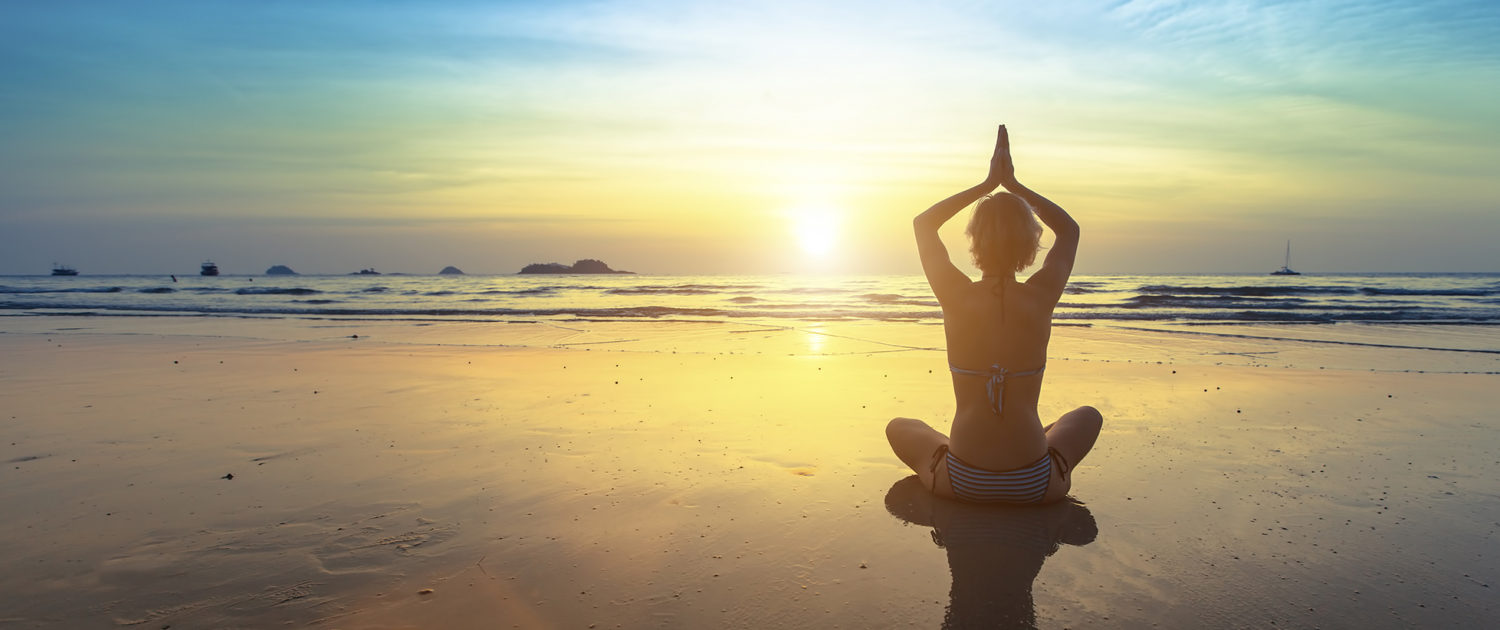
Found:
888,125 -> 1102,503
885,476 -> 1098,629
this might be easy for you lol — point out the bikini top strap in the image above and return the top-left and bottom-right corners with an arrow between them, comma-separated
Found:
984,366 -> 1006,415
947,364 -> 1046,379
1012,365 -> 1045,379
947,363 -> 1047,416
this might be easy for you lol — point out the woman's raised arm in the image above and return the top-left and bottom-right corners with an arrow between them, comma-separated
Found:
992,129 -> 1079,302
913,126 -> 1009,301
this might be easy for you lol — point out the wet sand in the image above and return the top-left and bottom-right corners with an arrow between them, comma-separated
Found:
0,319 -> 1496,628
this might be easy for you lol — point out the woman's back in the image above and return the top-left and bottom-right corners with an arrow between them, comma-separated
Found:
942,277 -> 1054,470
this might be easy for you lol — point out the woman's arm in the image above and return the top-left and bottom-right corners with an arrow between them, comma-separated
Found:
994,130 -> 1079,303
914,126 -> 1009,302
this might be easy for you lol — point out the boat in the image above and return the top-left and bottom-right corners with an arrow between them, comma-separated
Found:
51,263 -> 78,276
354,268 -> 381,275
1270,240 -> 1300,276
201,260 -> 220,276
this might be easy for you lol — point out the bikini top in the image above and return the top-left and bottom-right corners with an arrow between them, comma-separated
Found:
949,363 -> 1046,416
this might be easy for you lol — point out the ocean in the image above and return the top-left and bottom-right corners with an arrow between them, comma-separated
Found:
2,271 -> 1500,369
3,272 -> 1497,323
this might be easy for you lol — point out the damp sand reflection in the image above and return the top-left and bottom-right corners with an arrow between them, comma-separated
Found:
885,476 -> 1098,629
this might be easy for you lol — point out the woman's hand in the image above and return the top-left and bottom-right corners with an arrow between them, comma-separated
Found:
986,124 -> 1017,188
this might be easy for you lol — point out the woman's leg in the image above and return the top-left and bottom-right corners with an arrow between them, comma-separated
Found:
1043,406 -> 1103,501
886,417 -> 950,495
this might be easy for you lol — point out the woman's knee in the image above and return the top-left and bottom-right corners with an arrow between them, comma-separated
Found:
886,416 -> 920,442
1073,406 -> 1103,431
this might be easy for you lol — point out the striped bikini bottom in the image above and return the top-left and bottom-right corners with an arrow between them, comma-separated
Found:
930,444 -> 1069,504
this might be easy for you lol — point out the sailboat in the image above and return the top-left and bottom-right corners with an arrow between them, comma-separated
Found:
1270,240 -> 1300,276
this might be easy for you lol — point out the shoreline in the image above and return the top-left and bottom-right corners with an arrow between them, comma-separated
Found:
0,320 -> 1496,627
2,313 -> 1497,374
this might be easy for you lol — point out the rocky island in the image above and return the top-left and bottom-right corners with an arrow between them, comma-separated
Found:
519,259 -> 633,275
265,265 -> 297,275
438,266 -> 465,275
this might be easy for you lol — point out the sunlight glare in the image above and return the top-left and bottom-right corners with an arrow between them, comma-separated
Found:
805,327 -> 826,354
790,206 -> 841,260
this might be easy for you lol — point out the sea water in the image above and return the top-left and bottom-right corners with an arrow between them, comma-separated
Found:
2,273 -> 1497,358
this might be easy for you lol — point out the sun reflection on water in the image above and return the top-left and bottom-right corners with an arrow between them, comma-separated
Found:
805,327 -> 826,354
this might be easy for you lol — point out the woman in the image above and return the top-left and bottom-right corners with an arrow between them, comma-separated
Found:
886,125 -> 1102,504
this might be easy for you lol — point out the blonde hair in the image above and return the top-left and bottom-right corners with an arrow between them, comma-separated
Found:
966,193 -> 1042,275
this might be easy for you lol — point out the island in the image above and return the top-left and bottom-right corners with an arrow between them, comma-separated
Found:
519,259 -> 634,274
265,265 -> 298,275
438,266 -> 465,275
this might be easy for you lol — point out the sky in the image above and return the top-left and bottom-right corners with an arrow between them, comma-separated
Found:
1,0 -> 1497,275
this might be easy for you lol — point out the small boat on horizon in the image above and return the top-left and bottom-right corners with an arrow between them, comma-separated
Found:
51,263 -> 78,276
201,260 -> 220,276
354,268 -> 381,275
1270,240 -> 1300,276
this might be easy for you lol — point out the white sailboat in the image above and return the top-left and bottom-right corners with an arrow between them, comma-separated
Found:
1270,240 -> 1300,276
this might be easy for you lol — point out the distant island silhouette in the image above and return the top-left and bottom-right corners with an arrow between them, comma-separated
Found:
265,265 -> 297,275
519,259 -> 633,275
439,266 -> 465,275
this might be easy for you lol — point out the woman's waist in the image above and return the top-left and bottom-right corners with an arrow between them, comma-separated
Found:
947,418 -> 1049,470
951,384 -> 1042,414
951,401 -> 1042,426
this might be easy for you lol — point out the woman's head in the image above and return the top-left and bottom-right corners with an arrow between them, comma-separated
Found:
966,192 -> 1042,275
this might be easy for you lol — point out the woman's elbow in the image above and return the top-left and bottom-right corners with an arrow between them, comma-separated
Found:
1050,224 -> 1079,252
1056,220 -> 1080,242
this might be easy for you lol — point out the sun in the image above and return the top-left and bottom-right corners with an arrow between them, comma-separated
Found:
790,206 -> 841,259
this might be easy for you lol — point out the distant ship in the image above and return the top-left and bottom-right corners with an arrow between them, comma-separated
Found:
200,260 -> 220,276
51,263 -> 78,276
354,268 -> 381,275
1270,241 -> 1300,276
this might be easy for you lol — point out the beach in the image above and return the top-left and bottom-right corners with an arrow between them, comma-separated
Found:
1,308 -> 1496,629
5,0 -> 1498,625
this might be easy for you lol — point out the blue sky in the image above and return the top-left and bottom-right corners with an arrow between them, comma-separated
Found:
2,0 -> 1497,274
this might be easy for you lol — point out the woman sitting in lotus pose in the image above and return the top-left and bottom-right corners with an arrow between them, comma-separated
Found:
887,125 -> 1102,504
